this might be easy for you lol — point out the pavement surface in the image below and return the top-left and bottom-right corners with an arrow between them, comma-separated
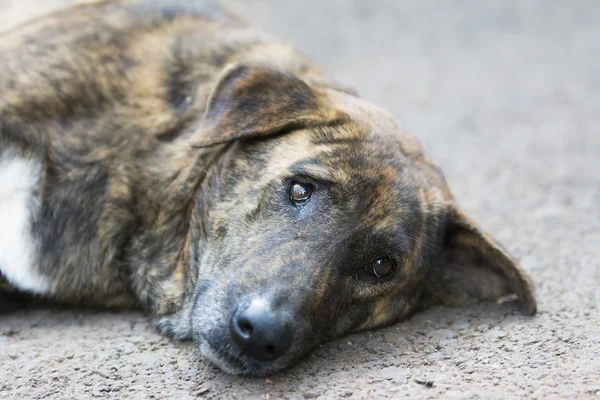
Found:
1,0 -> 599,398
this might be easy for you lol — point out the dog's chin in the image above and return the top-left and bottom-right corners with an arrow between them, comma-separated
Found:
196,337 -> 292,376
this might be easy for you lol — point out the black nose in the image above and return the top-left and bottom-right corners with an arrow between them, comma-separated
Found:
230,299 -> 295,361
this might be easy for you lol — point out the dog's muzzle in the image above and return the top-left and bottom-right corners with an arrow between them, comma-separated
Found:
230,297 -> 296,361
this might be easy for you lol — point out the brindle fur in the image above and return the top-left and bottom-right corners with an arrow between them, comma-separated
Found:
0,0 -> 536,375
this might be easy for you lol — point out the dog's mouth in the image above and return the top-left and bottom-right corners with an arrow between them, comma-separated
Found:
197,334 -> 283,376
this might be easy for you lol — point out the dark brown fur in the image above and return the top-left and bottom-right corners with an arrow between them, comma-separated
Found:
0,0 -> 535,375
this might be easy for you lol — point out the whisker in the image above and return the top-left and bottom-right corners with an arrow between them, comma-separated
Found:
404,235 -> 440,273
405,233 -> 437,254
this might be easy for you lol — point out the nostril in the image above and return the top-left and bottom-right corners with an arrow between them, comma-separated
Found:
231,311 -> 254,343
238,319 -> 253,337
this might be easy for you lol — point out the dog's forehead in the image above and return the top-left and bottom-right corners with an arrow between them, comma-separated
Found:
321,90 -> 454,199
253,125 -> 406,199
323,89 -> 425,160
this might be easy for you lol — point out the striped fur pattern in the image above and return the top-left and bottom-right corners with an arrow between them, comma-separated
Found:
0,0 -> 535,375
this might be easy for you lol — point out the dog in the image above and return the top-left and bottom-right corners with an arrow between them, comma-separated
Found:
0,0 -> 536,376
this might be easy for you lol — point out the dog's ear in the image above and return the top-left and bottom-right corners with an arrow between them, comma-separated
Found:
191,64 -> 347,148
419,205 -> 536,315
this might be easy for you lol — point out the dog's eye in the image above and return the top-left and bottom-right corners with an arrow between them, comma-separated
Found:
366,257 -> 394,278
289,182 -> 314,205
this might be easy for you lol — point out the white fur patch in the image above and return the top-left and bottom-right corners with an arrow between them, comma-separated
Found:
0,152 -> 48,294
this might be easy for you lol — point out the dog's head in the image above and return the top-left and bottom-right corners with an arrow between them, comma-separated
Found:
187,64 -> 535,375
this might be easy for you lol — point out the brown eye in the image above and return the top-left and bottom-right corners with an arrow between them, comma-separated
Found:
289,181 -> 314,205
367,257 -> 394,278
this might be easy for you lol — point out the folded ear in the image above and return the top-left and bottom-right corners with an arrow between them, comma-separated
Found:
191,63 -> 348,148
420,205 -> 536,315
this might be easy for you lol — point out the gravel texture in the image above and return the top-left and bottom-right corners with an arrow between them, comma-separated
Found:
1,0 -> 599,398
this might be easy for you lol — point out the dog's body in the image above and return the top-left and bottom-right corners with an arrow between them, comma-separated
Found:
0,0 -> 536,375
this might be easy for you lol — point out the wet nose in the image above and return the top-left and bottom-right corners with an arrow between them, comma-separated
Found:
230,298 -> 295,361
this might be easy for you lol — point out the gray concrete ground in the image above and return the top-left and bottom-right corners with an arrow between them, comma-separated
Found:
1,0 -> 599,398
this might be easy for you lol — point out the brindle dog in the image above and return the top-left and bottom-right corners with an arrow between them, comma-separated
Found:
0,0 -> 536,375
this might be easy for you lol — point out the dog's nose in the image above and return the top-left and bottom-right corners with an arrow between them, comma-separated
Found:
230,298 -> 295,361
